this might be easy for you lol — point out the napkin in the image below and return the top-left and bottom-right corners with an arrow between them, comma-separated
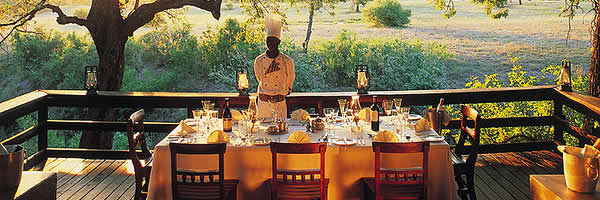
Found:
288,131 -> 311,143
291,109 -> 310,121
232,110 -> 243,121
373,130 -> 399,142
358,108 -> 372,122
415,118 -> 431,133
176,120 -> 196,136
579,144 -> 600,158
207,130 -> 230,143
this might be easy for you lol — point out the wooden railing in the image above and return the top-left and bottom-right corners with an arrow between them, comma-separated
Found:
1,85 -> 598,169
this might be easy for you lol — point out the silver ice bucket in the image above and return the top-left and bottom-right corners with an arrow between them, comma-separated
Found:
0,145 -> 25,198
559,145 -> 599,193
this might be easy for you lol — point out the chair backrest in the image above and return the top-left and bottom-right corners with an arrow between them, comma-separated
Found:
372,142 -> 430,200
270,142 -> 327,200
126,110 -> 151,178
169,143 -> 227,200
455,105 -> 481,169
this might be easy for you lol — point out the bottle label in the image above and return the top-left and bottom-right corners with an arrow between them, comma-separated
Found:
223,118 -> 233,131
371,110 -> 379,121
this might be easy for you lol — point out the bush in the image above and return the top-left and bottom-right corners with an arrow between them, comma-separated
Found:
363,0 -> 411,27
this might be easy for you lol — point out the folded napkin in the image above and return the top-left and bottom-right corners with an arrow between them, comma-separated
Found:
424,107 -> 451,126
207,130 -> 230,143
231,110 -> 243,121
415,118 -> 431,133
291,109 -> 310,121
176,120 -> 196,136
288,131 -> 311,143
373,130 -> 399,142
358,108 -> 372,122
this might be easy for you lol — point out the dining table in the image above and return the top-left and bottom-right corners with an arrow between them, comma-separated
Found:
146,116 -> 457,200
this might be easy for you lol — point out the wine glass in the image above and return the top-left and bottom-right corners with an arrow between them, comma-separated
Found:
338,99 -> 348,125
382,99 -> 393,116
393,98 -> 402,111
324,108 -> 334,129
192,109 -> 203,134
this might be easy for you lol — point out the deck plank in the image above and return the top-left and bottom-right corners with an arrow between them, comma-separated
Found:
30,151 -> 561,200
80,160 -> 131,200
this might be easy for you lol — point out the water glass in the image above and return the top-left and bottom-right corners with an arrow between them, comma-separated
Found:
324,108 -> 334,129
338,99 -> 348,125
393,98 -> 402,110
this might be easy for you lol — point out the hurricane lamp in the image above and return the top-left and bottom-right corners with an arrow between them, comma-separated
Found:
84,66 -> 98,95
354,65 -> 369,94
560,59 -> 572,92
236,66 -> 250,96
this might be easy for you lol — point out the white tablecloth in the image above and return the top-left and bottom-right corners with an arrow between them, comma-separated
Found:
147,119 -> 457,200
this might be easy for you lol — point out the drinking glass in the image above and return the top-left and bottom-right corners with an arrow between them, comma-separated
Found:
202,100 -> 211,112
382,99 -> 393,116
393,98 -> 402,111
324,108 -> 334,129
338,99 -> 348,125
192,109 -> 203,134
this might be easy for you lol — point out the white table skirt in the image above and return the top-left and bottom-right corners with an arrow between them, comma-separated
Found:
147,120 -> 457,200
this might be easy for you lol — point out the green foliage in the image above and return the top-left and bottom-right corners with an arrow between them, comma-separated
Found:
446,56 -> 588,145
314,29 -> 450,90
363,0 -> 411,27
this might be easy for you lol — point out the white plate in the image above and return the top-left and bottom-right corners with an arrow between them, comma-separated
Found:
252,138 -> 272,146
423,135 -> 445,142
408,114 -> 422,121
333,138 -> 357,146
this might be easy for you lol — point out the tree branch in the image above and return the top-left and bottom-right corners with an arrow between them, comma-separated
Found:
124,0 -> 222,36
42,4 -> 88,26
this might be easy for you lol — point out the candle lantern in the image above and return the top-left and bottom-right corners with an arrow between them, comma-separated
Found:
559,59 -> 572,92
84,66 -> 98,95
354,65 -> 369,95
236,66 -> 250,96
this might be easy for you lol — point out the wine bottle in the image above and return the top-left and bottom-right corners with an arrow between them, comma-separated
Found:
436,98 -> 445,112
223,98 -> 233,132
371,96 -> 380,131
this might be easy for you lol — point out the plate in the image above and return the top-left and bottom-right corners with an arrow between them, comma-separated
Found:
333,138 -> 357,146
252,138 -> 272,146
422,135 -> 445,142
407,114 -> 422,121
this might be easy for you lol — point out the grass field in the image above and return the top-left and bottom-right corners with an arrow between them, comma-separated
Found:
33,0 -> 593,88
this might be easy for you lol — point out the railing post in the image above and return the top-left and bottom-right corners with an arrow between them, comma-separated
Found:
553,100 -> 565,145
38,101 -> 48,153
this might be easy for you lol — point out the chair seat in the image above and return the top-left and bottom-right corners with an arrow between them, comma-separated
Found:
361,177 -> 424,200
450,151 -> 465,165
268,178 -> 329,200
174,179 -> 239,200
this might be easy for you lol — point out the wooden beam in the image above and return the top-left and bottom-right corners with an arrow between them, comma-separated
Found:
0,90 -> 46,123
445,116 -> 553,129
46,120 -> 177,132
24,150 -> 47,171
456,141 -> 556,154
42,86 -> 557,108
554,116 -> 598,145
1,123 -> 44,145
555,89 -> 600,122
46,148 -> 149,159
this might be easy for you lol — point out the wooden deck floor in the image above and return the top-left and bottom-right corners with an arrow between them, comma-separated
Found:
32,150 -> 562,200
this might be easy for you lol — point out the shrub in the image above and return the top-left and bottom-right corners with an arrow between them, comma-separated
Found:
362,0 -> 411,27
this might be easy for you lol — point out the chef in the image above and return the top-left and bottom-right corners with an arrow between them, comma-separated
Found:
254,13 -> 295,119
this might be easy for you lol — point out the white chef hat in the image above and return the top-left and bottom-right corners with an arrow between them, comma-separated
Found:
265,13 -> 282,39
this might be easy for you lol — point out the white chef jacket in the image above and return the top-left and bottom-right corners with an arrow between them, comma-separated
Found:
254,52 -> 295,119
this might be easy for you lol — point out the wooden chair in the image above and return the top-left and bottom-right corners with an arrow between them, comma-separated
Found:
361,141 -> 430,200
126,109 -> 153,200
269,142 -> 329,200
452,105 -> 481,200
169,143 -> 239,200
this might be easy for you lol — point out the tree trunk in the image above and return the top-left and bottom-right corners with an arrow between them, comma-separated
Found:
518,0 -> 522,5
582,9 -> 600,143
78,0 -> 128,149
356,3 -> 360,12
303,4 -> 315,53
